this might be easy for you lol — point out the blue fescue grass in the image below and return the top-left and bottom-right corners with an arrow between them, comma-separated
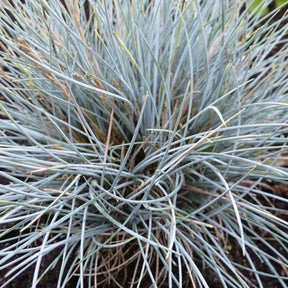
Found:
0,0 -> 288,287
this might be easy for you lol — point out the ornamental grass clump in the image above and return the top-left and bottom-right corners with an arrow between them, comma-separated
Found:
0,0 -> 288,287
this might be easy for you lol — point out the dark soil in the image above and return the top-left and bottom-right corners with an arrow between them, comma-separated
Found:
0,246 -> 75,288
205,181 -> 288,288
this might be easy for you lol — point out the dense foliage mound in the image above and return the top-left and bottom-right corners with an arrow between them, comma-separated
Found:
0,1 -> 287,287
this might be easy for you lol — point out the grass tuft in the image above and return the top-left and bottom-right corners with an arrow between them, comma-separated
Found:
0,0 -> 288,287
